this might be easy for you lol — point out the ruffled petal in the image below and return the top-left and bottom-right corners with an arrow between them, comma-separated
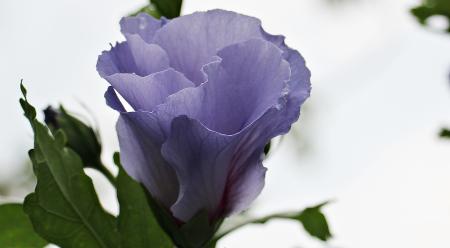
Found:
161,104 -> 300,221
283,48 -> 311,105
223,157 -> 266,215
97,40 -> 169,78
152,9 -> 264,84
155,39 -> 290,135
105,69 -> 194,111
126,35 -> 170,76
201,39 -> 290,133
104,86 -> 126,112
117,111 -> 179,208
219,42 -> 311,211
261,29 -> 311,115
222,107 -> 295,215
161,116 -> 234,222
97,42 -> 137,77
120,13 -> 168,43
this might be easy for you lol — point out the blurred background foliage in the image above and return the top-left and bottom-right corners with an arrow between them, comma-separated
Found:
131,0 -> 182,18
411,0 -> 450,32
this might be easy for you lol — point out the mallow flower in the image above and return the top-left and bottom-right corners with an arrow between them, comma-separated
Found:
97,9 -> 310,246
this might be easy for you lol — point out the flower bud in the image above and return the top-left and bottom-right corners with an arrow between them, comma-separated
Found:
43,106 -> 102,169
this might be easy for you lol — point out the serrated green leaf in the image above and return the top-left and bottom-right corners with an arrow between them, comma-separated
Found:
115,153 -> 172,248
19,82 -> 37,122
43,105 -> 116,186
45,106 -> 102,169
19,85 -> 120,248
0,203 -> 47,248
151,0 -> 182,19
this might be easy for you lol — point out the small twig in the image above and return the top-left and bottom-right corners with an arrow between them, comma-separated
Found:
212,212 -> 298,242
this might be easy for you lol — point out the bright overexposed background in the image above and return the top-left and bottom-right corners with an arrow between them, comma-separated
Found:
2,0 -> 450,247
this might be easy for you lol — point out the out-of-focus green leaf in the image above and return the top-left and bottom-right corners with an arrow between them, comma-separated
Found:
20,84 -> 120,248
411,0 -> 450,32
152,0 -> 182,19
115,153 -> 172,248
439,128 -> 450,138
264,142 -> 271,156
0,203 -> 47,247
130,3 -> 162,19
130,0 -> 182,19
212,202 -> 332,245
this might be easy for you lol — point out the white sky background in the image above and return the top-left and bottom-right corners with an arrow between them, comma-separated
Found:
2,0 -> 450,247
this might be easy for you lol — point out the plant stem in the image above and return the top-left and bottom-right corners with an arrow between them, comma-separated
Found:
212,212 -> 298,242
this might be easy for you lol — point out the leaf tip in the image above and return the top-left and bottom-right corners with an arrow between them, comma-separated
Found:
113,152 -> 121,166
20,79 -> 27,98
54,130 -> 67,147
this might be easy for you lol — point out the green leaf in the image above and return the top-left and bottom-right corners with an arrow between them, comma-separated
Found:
295,202 -> 332,241
44,106 -> 102,169
114,153 -> 172,248
130,0 -> 181,19
439,128 -> 450,138
263,142 -> 271,156
20,80 -> 27,98
130,3 -> 162,19
212,202 -> 332,244
141,184 -> 222,248
179,210 -> 221,248
20,84 -> 120,248
411,0 -> 450,32
19,82 -> 36,122
44,106 -> 116,186
151,0 -> 182,19
0,203 -> 47,248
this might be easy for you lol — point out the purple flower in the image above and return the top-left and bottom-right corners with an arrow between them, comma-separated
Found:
97,10 -> 310,224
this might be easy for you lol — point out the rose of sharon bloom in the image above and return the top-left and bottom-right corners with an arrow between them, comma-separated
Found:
97,10 -> 310,224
